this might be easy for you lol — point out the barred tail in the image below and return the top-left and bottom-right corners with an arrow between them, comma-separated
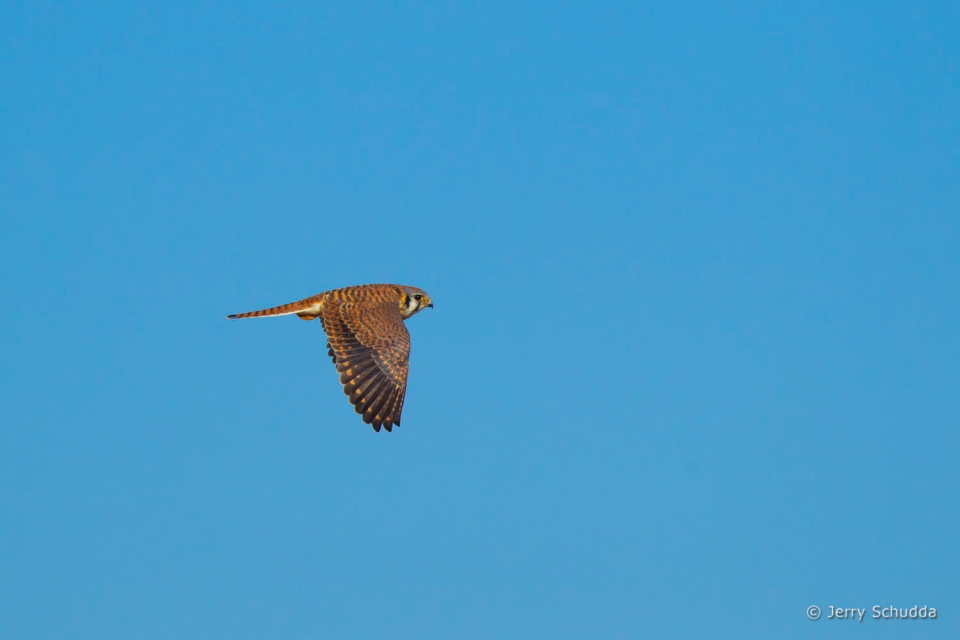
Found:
226,295 -> 323,320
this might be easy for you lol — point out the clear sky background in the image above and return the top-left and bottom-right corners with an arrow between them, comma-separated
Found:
2,2 -> 958,638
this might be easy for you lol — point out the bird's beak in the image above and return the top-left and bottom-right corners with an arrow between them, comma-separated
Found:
427,302 -> 434,308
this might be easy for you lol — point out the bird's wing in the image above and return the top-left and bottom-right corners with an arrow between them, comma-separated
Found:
320,300 -> 411,432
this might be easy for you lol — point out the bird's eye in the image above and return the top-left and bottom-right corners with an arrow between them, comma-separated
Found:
414,294 -> 422,301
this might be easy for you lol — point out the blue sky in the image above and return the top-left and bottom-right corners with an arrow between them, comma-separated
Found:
1,2 -> 957,638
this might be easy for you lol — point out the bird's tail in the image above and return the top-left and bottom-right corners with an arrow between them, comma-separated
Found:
227,295 -> 323,320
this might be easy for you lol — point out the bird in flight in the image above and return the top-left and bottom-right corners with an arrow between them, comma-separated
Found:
228,284 -> 433,432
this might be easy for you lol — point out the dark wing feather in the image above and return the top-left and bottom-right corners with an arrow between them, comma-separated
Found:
320,300 -> 410,432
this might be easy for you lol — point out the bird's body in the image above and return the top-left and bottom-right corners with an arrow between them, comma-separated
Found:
228,284 -> 433,432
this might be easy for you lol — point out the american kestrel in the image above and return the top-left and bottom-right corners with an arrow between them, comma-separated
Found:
228,284 -> 433,432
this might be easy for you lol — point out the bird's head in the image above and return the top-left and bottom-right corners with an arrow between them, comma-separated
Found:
398,286 -> 433,319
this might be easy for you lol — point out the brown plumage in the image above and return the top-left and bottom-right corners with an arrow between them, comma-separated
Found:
227,284 -> 433,432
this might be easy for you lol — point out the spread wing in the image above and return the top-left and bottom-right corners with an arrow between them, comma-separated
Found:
320,300 -> 410,432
